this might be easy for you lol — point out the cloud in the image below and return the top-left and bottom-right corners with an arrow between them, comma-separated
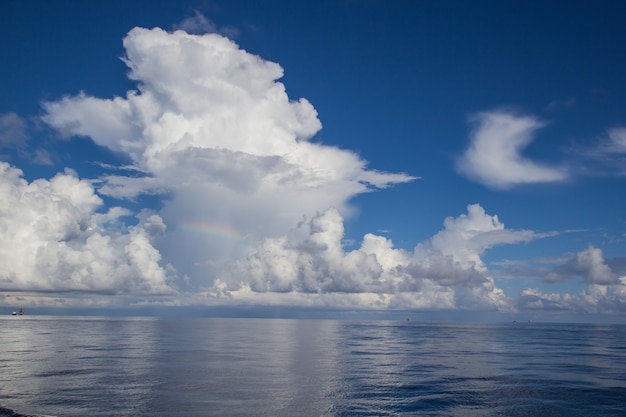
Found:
32,148 -> 53,166
607,128 -> 626,152
514,245 -> 626,314
572,246 -> 619,284
518,280 -> 626,314
456,111 -> 567,189
420,203 -> 545,268
0,162 -> 176,298
586,127 -> 626,158
546,245 -> 620,285
0,112 -> 28,149
173,11 -> 238,38
0,112 -> 55,166
592,128 -> 626,175
517,288 -> 576,311
563,127 -> 626,177
545,97 -> 576,111
206,204 -> 548,311
234,208 -> 384,294
42,26 -> 416,290
31,25 -> 620,315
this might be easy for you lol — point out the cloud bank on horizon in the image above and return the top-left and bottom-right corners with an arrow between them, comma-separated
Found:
1,18 -> 625,317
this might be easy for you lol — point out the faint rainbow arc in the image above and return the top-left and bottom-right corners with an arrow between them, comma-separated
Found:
178,222 -> 257,244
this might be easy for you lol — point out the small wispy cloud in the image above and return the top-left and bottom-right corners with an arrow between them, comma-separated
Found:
545,97 -> 577,112
605,128 -> 626,154
173,11 -> 239,38
567,127 -> 626,177
0,112 -> 28,149
456,110 -> 568,189
0,113 -> 55,166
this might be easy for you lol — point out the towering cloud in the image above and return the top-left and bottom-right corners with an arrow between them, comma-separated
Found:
456,111 -> 567,189
42,27 -> 415,293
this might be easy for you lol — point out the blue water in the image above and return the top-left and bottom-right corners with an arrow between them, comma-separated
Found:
0,317 -> 625,416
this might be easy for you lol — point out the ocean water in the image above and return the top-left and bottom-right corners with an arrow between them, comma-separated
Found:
0,317 -> 625,417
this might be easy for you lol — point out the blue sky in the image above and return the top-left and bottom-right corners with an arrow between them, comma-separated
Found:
1,0 -> 625,321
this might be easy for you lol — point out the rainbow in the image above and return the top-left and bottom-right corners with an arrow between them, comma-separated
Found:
178,222 -> 255,244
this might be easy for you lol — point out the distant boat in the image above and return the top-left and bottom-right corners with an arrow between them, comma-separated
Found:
18,308 -> 24,315
11,311 -> 16,316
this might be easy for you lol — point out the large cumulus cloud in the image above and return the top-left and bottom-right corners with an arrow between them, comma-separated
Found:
0,162 -> 175,306
208,204 -> 549,311
42,27 -> 415,286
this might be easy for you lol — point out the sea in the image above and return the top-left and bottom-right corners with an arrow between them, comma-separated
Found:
0,317 -> 625,417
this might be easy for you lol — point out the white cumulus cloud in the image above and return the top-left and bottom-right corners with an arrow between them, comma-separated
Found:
457,111 -> 567,189
546,245 -> 619,285
518,280 -> 626,314
208,204 -> 545,311
517,245 -> 626,314
0,162 -> 175,298
42,26 -> 416,291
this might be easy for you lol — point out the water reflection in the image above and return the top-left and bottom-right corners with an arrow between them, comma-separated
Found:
1,318 -> 624,417
0,316 -> 159,416
330,321 -> 626,416
146,318 -> 343,417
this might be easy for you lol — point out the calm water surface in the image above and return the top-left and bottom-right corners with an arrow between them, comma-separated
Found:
0,317 -> 625,416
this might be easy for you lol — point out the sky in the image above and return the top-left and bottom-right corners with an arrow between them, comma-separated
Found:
1,0 -> 626,321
